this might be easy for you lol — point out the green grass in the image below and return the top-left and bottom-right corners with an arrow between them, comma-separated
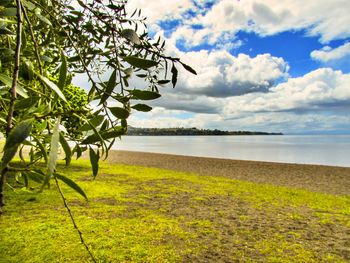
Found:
0,160 -> 349,262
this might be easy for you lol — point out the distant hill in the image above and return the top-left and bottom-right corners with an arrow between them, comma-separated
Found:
127,127 -> 283,136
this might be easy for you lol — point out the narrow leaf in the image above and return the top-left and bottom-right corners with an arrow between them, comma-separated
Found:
15,96 -> 39,110
41,117 -> 60,191
79,115 -> 104,132
25,171 -> 45,184
58,51 -> 67,89
171,64 -> 178,88
32,136 -> 48,164
109,107 -> 130,119
99,70 -> 116,105
180,62 -> 197,75
157,80 -> 170,85
37,74 -> 67,102
82,127 -> 125,144
54,173 -> 88,200
89,147 -> 99,178
35,13 -> 52,26
0,8 -> 16,16
124,56 -> 158,69
130,89 -> 161,100
0,18 -> 16,24
0,73 -> 28,98
4,118 -> 33,150
59,132 -> 72,166
1,119 -> 33,170
0,28 -> 15,35
131,104 -> 152,112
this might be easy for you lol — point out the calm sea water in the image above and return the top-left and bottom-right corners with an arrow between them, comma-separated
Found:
112,135 -> 350,167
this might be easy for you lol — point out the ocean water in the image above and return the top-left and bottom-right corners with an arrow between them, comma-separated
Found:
112,135 -> 350,167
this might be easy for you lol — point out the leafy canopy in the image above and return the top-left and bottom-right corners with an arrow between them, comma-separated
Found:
0,0 -> 196,201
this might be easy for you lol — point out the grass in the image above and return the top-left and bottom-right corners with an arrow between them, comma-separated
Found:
0,159 -> 349,262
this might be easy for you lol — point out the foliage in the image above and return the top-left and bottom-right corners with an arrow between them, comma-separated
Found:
0,0 -> 196,207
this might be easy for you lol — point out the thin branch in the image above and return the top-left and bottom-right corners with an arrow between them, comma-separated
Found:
54,177 -> 97,263
1,0 -> 23,215
21,4 -> 43,75
6,0 -> 23,135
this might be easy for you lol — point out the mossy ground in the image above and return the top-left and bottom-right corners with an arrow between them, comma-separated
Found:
0,160 -> 349,262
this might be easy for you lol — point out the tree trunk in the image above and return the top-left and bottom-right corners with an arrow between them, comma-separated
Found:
0,169 -> 7,214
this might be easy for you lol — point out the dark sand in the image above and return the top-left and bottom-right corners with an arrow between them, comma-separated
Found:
107,150 -> 350,196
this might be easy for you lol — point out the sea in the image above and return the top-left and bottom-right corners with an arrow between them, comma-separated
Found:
112,135 -> 350,167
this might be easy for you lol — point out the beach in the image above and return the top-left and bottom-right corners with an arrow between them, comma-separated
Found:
107,150 -> 350,196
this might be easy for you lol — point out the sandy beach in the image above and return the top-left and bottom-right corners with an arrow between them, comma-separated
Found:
107,150 -> 350,196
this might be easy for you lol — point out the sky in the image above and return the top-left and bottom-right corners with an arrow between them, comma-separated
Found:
125,0 -> 350,134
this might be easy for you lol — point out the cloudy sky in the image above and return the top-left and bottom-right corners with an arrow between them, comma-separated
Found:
126,0 -> 350,134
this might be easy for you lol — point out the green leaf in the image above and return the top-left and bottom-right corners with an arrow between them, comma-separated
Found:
22,0 -> 36,10
0,73 -> 28,98
59,132 -> 71,166
124,56 -> 158,70
25,171 -> 45,184
72,144 -> 86,160
22,61 -> 34,81
0,28 -> 15,35
99,70 -> 116,105
89,147 -> 99,178
1,119 -> 33,169
35,13 -> 52,26
14,96 -> 39,110
37,74 -> 67,102
0,18 -> 17,24
121,29 -> 141,45
109,107 -> 130,119
171,64 -> 178,88
79,115 -> 105,132
157,80 -> 170,85
41,117 -> 60,191
0,8 -> 17,16
1,145 -> 18,171
54,173 -> 88,200
36,120 -> 47,133
58,51 -> 67,89
180,62 -> 197,75
131,104 -> 152,112
130,89 -> 161,100
81,127 -> 125,144
4,118 -> 33,150
33,136 -> 48,164
107,4 -> 122,10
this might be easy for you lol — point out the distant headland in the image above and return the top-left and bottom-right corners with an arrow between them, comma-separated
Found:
127,127 -> 283,136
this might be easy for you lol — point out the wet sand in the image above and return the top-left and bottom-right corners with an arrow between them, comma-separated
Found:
107,150 -> 350,196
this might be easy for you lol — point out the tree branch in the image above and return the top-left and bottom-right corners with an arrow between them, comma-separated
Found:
54,177 -> 97,263
1,0 -> 23,214
6,0 -> 23,135
21,4 -> 43,75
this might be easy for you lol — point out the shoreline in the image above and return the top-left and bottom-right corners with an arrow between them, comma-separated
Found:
107,150 -> 350,196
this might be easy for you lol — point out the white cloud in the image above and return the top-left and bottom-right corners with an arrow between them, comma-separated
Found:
311,42 -> 350,62
127,0 -> 194,24
128,67 -> 350,132
173,49 -> 289,97
223,68 -> 350,115
136,0 -> 350,47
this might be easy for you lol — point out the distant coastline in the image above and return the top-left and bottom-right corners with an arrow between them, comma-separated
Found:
126,127 -> 283,136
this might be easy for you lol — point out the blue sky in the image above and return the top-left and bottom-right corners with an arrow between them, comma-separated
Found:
126,0 -> 350,134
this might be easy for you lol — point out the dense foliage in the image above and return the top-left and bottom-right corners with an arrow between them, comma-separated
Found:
0,0 -> 196,211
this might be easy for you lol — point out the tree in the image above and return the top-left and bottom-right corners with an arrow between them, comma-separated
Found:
0,0 -> 196,213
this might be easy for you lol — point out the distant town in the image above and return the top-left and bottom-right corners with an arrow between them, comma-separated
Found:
127,127 -> 283,136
